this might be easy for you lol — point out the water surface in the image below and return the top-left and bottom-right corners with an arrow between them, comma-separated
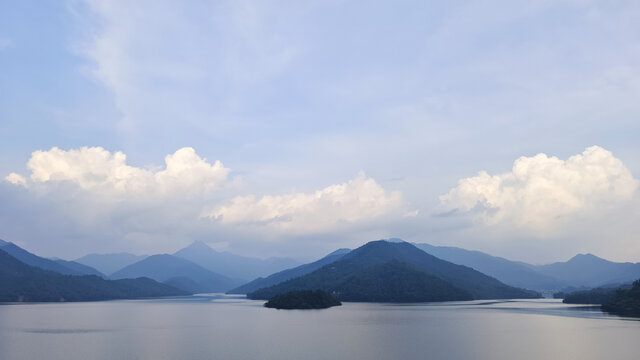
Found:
1,296 -> 638,360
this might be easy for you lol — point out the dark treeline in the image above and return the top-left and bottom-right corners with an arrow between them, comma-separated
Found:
558,280 -> 640,317
0,249 -> 188,302
601,280 -> 640,316
265,290 -> 341,309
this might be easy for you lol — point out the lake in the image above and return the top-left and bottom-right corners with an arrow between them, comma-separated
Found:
1,295 -> 639,360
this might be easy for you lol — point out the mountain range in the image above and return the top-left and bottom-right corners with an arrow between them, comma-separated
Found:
248,240 -> 540,301
228,248 -> 351,294
0,248 -> 186,302
531,254 -> 640,288
110,254 -> 243,293
5,236 -> 640,303
413,243 -> 640,292
74,253 -> 148,275
173,241 -> 299,281
413,243 -> 567,292
1,239 -> 104,277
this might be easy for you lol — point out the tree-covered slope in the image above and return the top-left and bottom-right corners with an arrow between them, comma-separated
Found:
559,287 -> 620,305
265,290 -> 341,309
228,248 -> 350,294
0,241 -> 102,276
602,280 -> 640,316
53,259 -> 105,277
250,240 -> 539,301
332,260 -> 472,302
0,249 -> 187,302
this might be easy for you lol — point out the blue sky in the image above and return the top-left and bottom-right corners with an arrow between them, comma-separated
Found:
1,0 -> 639,263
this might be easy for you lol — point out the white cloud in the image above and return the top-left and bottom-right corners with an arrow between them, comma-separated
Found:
11,146 -> 230,198
3,147 -> 408,256
4,173 -> 26,186
440,146 -> 638,233
206,173 -> 405,235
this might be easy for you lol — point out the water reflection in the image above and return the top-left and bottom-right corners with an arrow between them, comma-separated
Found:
1,296 -> 640,360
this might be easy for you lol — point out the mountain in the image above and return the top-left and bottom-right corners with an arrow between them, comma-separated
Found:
53,259 -> 104,277
532,254 -> 640,288
324,260 -> 473,302
111,254 -> 242,293
249,240 -> 540,301
413,243 -> 566,292
174,241 -> 300,281
0,241 -> 103,276
74,253 -> 148,275
0,249 -> 187,302
228,248 -> 350,294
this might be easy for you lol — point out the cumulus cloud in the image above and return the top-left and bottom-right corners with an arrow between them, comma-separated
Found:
206,173 -> 405,235
8,146 -> 230,198
440,146 -> 638,233
4,173 -> 26,186
3,148 -> 408,256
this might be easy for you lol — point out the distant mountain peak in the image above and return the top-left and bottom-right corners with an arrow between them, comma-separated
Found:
181,240 -> 219,253
385,238 -> 406,243
568,253 -> 607,263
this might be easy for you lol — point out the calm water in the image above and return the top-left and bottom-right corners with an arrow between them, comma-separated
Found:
1,295 -> 639,360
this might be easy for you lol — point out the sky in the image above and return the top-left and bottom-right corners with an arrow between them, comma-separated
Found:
1,0 -> 639,264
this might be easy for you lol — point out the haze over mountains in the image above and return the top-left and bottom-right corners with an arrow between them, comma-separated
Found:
412,242 -> 640,292
75,253 -> 148,275
173,241 -> 300,281
111,254 -> 242,293
248,241 -> 540,301
531,254 -> 640,288
3,236 -> 640,303
0,239 -> 104,277
229,248 -> 351,295
413,243 -> 566,292
0,248 -> 186,302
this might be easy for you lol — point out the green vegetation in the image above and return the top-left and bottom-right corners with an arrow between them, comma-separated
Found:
229,249 -> 350,295
558,280 -> 640,317
332,260 -> 473,302
249,241 -> 539,302
264,290 -> 341,309
254,260 -> 473,303
601,280 -> 640,316
0,249 -> 188,302
558,287 -> 618,305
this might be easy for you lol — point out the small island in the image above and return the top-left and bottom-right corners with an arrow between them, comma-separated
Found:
264,290 -> 342,310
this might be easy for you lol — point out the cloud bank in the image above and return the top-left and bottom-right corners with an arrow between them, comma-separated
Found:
2,147 -> 408,257
207,173 -> 404,234
6,146 -> 230,198
440,146 -> 638,233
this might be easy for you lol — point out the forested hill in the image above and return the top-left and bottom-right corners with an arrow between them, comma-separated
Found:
249,240 -> 539,302
0,249 -> 188,302
229,248 -> 350,295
